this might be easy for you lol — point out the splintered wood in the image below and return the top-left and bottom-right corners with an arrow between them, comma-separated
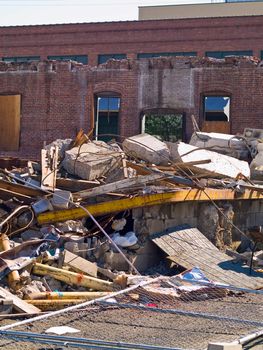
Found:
41,146 -> 58,191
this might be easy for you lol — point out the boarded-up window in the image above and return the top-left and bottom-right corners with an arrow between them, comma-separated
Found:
0,95 -> 21,151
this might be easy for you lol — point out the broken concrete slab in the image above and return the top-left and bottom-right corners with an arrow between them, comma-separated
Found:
62,141 -> 123,180
45,138 -> 73,160
167,141 -> 250,178
122,133 -> 170,165
190,132 -> 249,159
250,143 -> 263,179
51,190 -> 72,209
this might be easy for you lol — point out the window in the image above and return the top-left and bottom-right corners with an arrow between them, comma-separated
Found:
205,51 -> 253,59
47,55 -> 88,64
0,95 -> 21,151
95,96 -> 120,142
98,54 -> 127,65
2,56 -> 40,63
204,96 -> 230,122
141,113 -> 183,142
137,52 -> 196,59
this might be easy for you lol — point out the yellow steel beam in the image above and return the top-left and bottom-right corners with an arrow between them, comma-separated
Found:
37,188 -> 263,225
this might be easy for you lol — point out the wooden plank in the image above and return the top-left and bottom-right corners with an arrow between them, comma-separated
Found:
73,173 -> 166,200
152,226 -> 263,289
0,287 -> 41,314
63,250 -> 98,278
0,95 -> 20,151
26,291 -> 111,300
33,263 -> 113,291
202,121 -> 230,134
0,178 -> 44,197
37,188 -> 263,225
0,234 -> 20,290
56,177 -> 100,192
41,147 -> 58,191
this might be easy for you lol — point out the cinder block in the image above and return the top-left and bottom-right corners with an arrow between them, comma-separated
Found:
146,219 -> 165,235
207,342 -> 242,350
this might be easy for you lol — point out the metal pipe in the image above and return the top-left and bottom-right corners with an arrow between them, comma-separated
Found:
0,330 -> 183,350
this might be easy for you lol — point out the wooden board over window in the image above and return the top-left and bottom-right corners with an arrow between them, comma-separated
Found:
0,95 -> 21,151
202,121 -> 230,134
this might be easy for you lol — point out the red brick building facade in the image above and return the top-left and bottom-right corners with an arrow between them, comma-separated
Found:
0,16 -> 263,65
0,56 -> 262,159
0,16 -> 263,158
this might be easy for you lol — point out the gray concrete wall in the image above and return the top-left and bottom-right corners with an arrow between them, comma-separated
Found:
133,199 -> 263,249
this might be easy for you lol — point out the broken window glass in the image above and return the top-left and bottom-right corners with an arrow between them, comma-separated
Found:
204,96 -> 230,122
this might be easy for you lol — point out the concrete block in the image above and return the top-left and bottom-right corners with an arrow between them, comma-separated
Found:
122,133 -> 170,165
207,342 -> 242,350
255,212 -> 263,226
45,138 -> 72,160
146,219 -> 165,235
167,141 -> 250,179
105,241 -> 161,272
51,190 -> 72,209
63,141 -> 122,180
165,217 -> 197,230
132,207 -> 143,220
190,132 -> 248,159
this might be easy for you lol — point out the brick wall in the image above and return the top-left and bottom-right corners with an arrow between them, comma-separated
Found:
0,16 -> 263,63
0,57 -> 263,159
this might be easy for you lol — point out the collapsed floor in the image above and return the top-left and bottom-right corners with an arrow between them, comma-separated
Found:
0,129 -> 263,348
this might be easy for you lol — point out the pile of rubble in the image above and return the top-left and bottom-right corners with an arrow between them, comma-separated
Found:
0,128 -> 263,315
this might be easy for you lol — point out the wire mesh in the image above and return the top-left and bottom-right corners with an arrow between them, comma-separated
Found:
0,276 -> 263,350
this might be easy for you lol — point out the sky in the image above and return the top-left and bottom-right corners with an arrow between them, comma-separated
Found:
0,0 -> 214,26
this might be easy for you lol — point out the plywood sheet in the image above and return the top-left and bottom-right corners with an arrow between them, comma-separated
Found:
152,226 -> 263,289
202,121 -> 230,134
0,95 -> 21,151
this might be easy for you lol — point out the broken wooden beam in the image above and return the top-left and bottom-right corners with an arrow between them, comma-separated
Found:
73,173 -> 167,200
0,234 -> 20,290
126,161 -> 196,187
32,263 -> 113,291
41,146 -> 58,191
37,188 -> 263,225
62,250 -> 98,278
0,287 -> 41,314
26,299 -> 86,311
25,291 -> 111,300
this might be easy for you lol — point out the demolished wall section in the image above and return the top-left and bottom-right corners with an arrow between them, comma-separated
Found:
133,199 -> 263,249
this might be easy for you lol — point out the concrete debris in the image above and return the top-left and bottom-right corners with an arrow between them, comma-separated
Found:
45,138 -> 73,160
0,129 -> 263,315
167,141 -> 250,178
189,132 -> 249,160
122,133 -> 170,165
63,141 -> 123,180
